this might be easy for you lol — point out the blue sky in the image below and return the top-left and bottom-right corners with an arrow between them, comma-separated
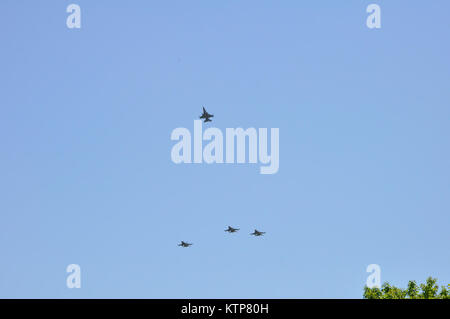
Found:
0,1 -> 449,298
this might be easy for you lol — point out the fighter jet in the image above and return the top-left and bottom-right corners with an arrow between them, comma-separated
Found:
250,229 -> 265,236
178,241 -> 193,247
225,226 -> 240,233
199,106 -> 214,123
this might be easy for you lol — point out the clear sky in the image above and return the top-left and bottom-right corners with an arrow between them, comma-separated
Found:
0,1 -> 449,298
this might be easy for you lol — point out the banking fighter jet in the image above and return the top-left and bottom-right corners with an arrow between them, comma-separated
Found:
199,106 -> 213,123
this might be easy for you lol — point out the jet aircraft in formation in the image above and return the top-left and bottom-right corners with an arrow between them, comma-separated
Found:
178,108 -> 266,247
179,227 -> 265,246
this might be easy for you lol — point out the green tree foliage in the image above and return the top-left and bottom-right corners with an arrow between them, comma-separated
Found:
364,277 -> 449,299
